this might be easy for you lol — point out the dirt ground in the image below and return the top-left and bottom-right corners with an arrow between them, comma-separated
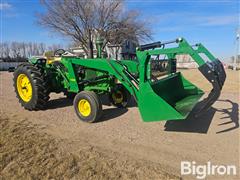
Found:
0,69 -> 239,179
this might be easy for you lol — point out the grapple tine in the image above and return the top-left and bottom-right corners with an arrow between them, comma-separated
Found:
196,60 -> 226,115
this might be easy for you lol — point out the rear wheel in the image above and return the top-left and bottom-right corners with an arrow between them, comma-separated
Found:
109,84 -> 130,108
73,91 -> 102,123
13,63 -> 49,110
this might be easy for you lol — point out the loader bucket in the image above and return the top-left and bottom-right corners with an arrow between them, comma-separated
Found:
135,38 -> 226,122
138,59 -> 226,122
138,72 -> 204,122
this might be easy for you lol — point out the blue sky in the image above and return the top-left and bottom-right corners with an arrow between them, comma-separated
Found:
1,0 -> 239,59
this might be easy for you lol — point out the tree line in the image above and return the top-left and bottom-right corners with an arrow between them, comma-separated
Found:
0,42 -> 63,62
231,55 -> 240,63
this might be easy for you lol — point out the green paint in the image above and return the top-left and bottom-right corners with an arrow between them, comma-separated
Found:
27,38 -> 221,122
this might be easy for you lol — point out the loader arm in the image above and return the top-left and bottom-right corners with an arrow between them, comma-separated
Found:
61,58 -> 140,98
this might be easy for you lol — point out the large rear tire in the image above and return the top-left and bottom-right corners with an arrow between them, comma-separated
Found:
13,63 -> 50,110
109,84 -> 130,108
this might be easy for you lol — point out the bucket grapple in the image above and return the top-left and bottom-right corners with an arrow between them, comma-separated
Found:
135,38 -> 226,121
13,37 -> 226,123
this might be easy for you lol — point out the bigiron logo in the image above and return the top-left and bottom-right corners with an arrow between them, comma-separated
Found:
181,161 -> 237,179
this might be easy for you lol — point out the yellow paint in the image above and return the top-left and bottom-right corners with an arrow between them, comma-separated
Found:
78,99 -> 91,117
46,57 -> 61,64
17,74 -> 32,102
112,91 -> 123,104
43,51 -> 61,64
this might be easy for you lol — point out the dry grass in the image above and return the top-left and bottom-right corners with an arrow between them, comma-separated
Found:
0,114 -> 179,180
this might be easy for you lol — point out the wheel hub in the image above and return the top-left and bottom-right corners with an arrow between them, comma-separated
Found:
78,99 -> 91,116
112,91 -> 123,104
17,74 -> 32,102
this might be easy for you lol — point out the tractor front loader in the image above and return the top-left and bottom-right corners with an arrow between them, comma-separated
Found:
13,37 -> 226,123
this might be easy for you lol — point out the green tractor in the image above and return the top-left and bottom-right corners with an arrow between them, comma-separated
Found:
13,38 -> 226,123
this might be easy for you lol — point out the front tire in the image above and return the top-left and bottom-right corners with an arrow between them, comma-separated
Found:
73,91 -> 102,123
13,63 -> 49,110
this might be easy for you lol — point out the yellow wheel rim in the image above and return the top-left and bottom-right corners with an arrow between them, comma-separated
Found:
78,99 -> 91,117
17,74 -> 32,102
112,91 -> 123,104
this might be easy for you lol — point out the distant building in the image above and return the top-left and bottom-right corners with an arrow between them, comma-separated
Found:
176,54 -> 198,69
106,40 -> 137,60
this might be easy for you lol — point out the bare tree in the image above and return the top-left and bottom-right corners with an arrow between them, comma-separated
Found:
11,42 -> 21,58
37,0 -> 151,58
20,42 -> 26,58
1,42 -> 10,58
47,44 -> 62,52
39,43 -> 46,55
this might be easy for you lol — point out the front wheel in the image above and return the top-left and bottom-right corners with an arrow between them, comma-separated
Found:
73,91 -> 102,123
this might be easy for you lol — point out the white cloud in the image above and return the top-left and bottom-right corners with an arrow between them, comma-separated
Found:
0,2 -> 12,10
154,12 -> 238,27
153,26 -> 183,33
0,2 -> 19,18
196,15 -> 238,26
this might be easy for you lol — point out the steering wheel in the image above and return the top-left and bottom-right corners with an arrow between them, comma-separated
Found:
54,49 -> 66,57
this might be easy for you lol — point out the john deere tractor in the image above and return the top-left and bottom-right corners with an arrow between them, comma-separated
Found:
13,38 -> 226,123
